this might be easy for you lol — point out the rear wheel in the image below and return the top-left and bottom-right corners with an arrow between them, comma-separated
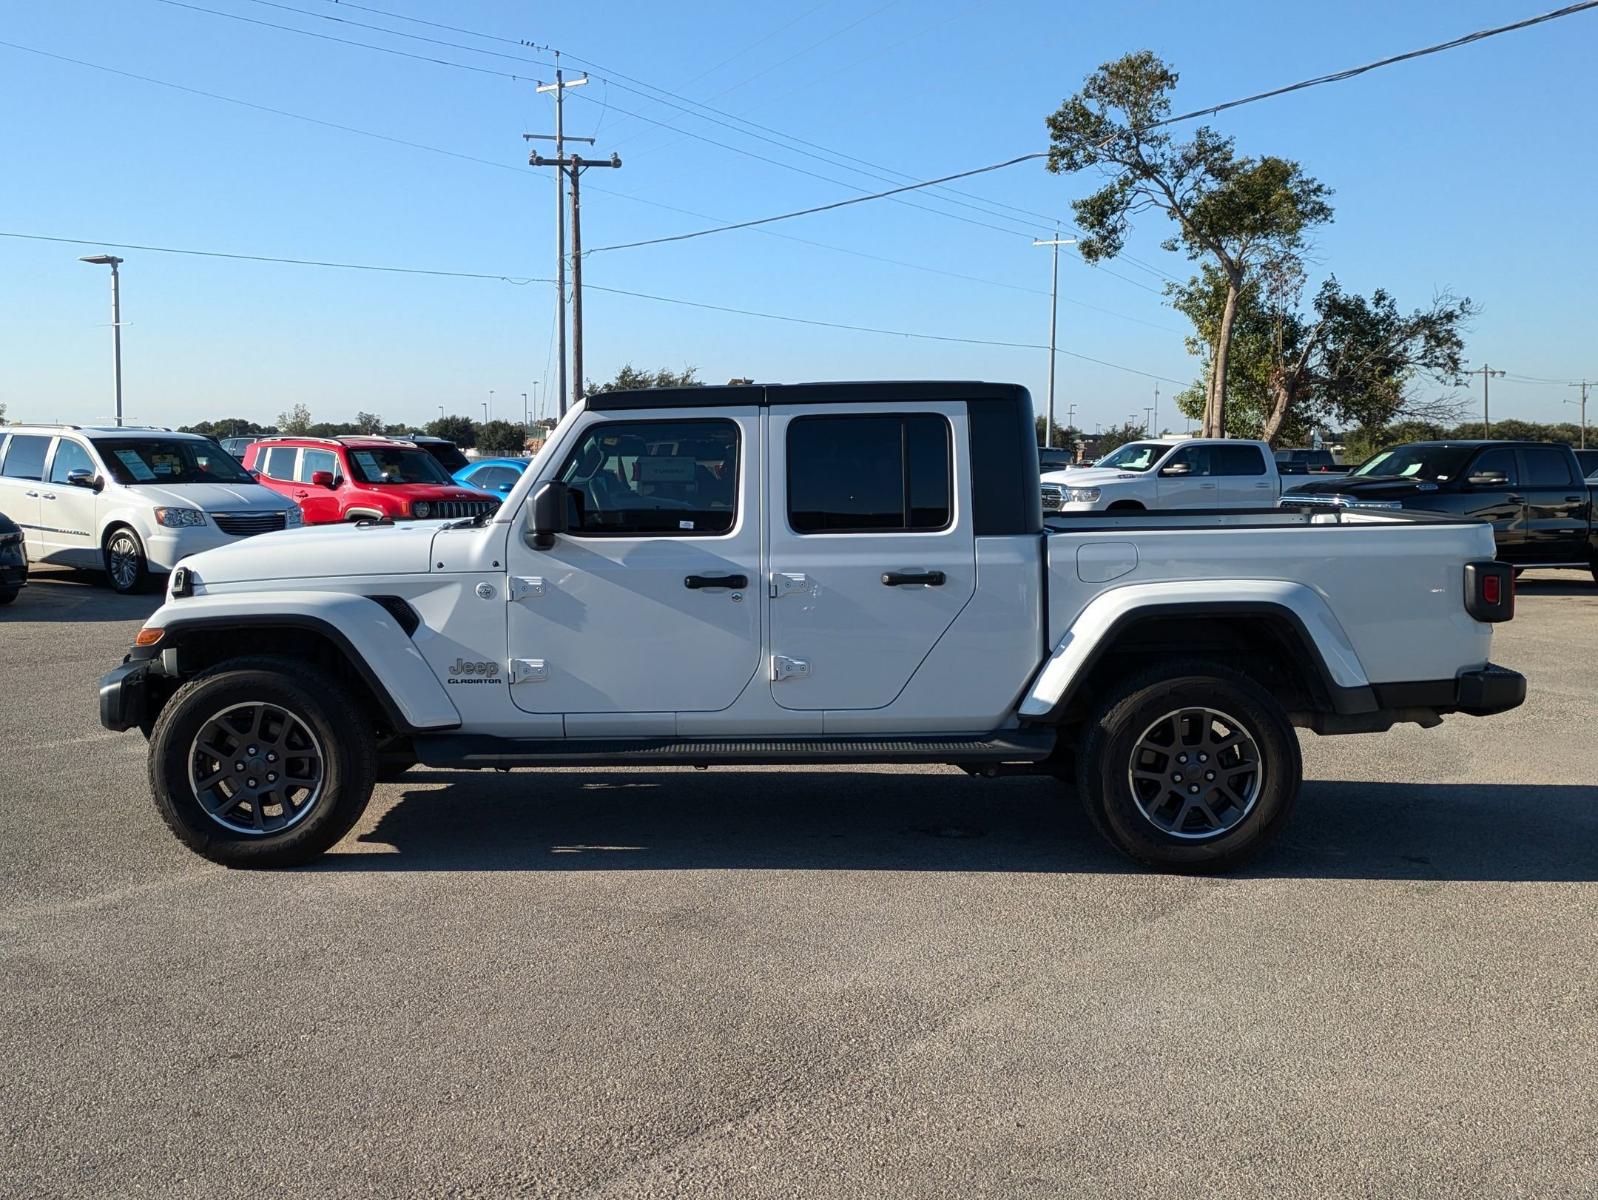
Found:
0,588 -> 17,605
148,656 -> 376,867
1075,659 -> 1301,872
1106,500 -> 1145,512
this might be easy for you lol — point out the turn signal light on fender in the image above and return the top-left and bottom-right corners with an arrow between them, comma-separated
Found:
134,627 -> 165,647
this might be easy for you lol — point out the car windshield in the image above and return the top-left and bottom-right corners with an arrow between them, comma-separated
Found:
1094,442 -> 1166,472
346,446 -> 452,485
1350,444 -> 1473,482
93,438 -> 254,485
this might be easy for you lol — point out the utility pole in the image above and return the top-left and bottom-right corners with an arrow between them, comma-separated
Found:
79,254 -> 124,426
1569,380 -> 1589,449
1152,383 -> 1160,436
1032,233 -> 1075,448
529,56 -> 588,419
487,389 -> 494,423
1466,364 -> 1505,436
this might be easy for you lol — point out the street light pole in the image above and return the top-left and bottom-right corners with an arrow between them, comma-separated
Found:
1032,233 -> 1076,449
79,254 -> 124,426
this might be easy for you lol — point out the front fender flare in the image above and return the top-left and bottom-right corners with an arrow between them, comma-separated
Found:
1020,579 -> 1373,719
134,590 -> 461,732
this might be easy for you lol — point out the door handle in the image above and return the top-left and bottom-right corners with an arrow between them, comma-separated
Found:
1565,496 -> 1583,503
882,570 -> 946,586
42,493 -> 56,500
293,490 -> 310,498
684,573 -> 748,590
24,490 -> 38,498
1507,494 -> 1524,504
1198,482 -> 1218,489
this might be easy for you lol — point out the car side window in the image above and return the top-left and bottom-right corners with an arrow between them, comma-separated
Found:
297,449 -> 339,483
260,446 -> 298,480
1469,448 -> 1518,486
1164,446 -> 1212,477
474,466 -> 518,491
48,439 -> 96,484
1,435 -> 50,480
1519,447 -> 1576,488
786,414 -> 951,533
555,419 -> 739,536
1214,444 -> 1267,475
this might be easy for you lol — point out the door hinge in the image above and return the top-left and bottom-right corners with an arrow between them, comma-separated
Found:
770,571 -> 810,599
771,655 -> 811,682
508,576 -> 546,602
509,658 -> 548,684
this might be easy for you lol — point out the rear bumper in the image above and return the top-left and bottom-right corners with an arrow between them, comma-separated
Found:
99,660 -> 150,732
1370,663 -> 1527,717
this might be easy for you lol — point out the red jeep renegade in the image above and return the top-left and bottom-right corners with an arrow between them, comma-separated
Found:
244,436 -> 500,524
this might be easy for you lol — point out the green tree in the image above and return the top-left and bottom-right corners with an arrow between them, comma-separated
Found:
354,411 -> 384,434
1171,269 -> 1472,446
426,414 -> 477,449
586,364 -> 700,395
277,403 -> 313,435
1096,421 -> 1147,455
476,420 -> 526,455
1035,417 -> 1085,449
1045,51 -> 1332,437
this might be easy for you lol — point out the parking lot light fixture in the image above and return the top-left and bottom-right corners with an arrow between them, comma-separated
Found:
79,254 -> 125,427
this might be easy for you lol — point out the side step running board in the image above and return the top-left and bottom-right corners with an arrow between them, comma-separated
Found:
414,730 -> 1057,770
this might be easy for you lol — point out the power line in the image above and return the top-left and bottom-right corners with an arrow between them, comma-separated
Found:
0,230 -> 1189,383
1143,1 -> 1598,132
588,153 -> 1046,253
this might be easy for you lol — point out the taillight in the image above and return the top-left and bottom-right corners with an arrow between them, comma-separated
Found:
1464,561 -> 1514,622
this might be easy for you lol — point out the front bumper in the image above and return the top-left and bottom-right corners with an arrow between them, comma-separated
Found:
99,660 -> 151,732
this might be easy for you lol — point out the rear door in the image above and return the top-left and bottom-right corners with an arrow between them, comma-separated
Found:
0,435 -> 49,558
767,402 -> 973,710
1516,446 -> 1588,562
1153,444 -> 1219,508
1213,442 -> 1276,505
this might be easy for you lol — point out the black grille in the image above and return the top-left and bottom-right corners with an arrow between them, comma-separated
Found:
432,499 -> 499,520
212,511 -> 288,537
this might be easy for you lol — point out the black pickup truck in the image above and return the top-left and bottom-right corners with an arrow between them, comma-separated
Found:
1284,440 -> 1598,579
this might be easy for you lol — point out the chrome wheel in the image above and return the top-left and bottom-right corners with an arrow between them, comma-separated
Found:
187,702 -> 325,835
1127,706 -> 1263,839
106,531 -> 142,591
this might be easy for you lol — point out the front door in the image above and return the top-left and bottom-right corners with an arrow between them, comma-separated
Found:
1154,444 -> 1220,508
1459,447 -> 1525,561
292,448 -> 345,524
40,437 -> 101,565
505,410 -> 761,714
766,402 -> 975,710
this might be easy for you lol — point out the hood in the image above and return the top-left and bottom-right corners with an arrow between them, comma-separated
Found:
127,481 -> 293,512
1283,475 -> 1444,500
1041,466 -> 1147,488
181,520 -> 441,586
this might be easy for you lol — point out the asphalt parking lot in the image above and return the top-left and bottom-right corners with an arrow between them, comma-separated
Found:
1,566 -> 1594,1199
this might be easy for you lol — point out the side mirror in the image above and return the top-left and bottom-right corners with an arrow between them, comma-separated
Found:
311,470 -> 336,489
529,480 -> 569,550
1159,462 -> 1192,477
1468,470 -> 1509,487
66,468 -> 97,490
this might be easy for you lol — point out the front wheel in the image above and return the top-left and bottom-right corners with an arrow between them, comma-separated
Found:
148,656 -> 377,867
1074,658 -> 1301,872
0,588 -> 17,606
103,526 -> 150,594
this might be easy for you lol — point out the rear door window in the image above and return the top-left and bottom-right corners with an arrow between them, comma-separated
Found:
260,446 -> 299,480
1519,447 -> 1577,488
1,435 -> 50,480
786,414 -> 951,533
1214,444 -> 1268,475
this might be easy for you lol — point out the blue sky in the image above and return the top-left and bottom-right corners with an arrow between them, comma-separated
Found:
2,0 -> 1594,433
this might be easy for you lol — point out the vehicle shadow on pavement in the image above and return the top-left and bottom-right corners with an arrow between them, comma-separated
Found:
2,570 -> 163,622
1515,576 -> 1595,598
317,771 -> 1598,882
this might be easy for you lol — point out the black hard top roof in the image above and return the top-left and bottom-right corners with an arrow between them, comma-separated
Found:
586,380 -> 1029,411
1399,439 -> 1571,448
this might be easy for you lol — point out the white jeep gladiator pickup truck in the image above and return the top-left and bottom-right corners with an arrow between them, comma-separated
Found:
1041,436 -> 1282,512
99,382 -> 1525,872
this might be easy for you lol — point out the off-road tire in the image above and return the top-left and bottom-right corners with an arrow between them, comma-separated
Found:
1075,658 -> 1301,873
149,655 -> 377,867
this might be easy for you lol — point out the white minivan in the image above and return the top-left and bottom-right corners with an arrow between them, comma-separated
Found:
0,425 -> 302,593
1041,437 -> 1283,512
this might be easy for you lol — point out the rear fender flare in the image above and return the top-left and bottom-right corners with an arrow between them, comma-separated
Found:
1021,579 -> 1373,719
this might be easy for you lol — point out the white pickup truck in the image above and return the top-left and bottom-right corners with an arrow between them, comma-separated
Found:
99,382 -> 1524,873
1042,437 -> 1281,512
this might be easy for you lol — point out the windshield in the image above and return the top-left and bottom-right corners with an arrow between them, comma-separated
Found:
93,438 -> 254,485
346,446 -> 453,485
1094,442 -> 1167,472
1351,444 -> 1473,482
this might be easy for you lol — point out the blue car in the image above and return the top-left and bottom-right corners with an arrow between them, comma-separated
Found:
453,457 -> 530,495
